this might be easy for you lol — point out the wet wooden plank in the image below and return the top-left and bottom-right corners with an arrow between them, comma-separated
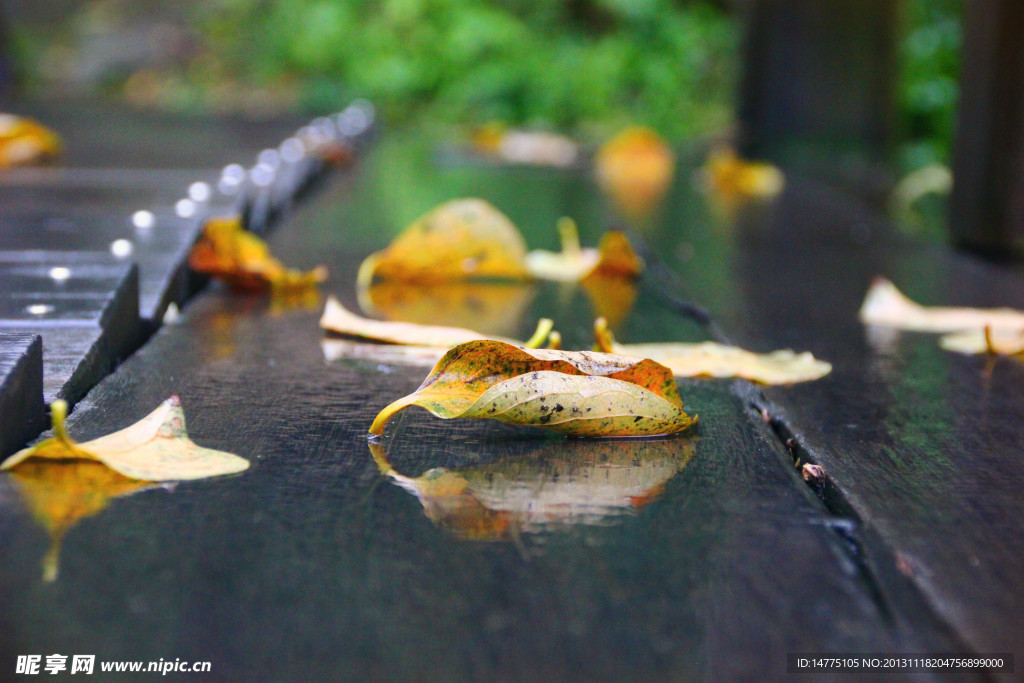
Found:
0,253 -> 139,404
668,177 -> 1024,659
0,333 -> 45,459
0,164 -> 973,680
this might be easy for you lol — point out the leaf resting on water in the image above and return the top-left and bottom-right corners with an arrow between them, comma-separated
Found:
369,340 -> 696,437
1,397 -> 249,481
593,318 -> 831,384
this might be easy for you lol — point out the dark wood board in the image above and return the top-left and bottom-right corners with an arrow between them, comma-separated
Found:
0,253 -> 139,404
0,333 -> 44,459
665,176 -> 1024,661
0,147 -> 985,681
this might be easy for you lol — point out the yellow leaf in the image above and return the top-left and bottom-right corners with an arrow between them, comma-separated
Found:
594,318 -> 831,384
595,126 -> 676,221
368,435 -> 694,540
0,114 -> 62,168
859,277 -> 1024,333
369,340 -> 696,437
7,460 -> 155,581
940,326 -> 1024,356
525,218 -> 644,282
357,198 -> 532,284
1,397 -> 250,481
701,146 -> 784,202
188,215 -> 327,293
320,295 -> 551,348
470,124 -> 579,167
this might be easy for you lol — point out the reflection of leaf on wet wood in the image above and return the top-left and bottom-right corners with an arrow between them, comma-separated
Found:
595,126 -> 675,221
700,146 -> 784,202
7,460 -> 157,581
188,216 -> 327,293
357,280 -> 536,338
357,198 -> 532,285
860,276 -> 1024,333
1,397 -> 249,481
369,340 -> 696,437
594,318 -> 831,384
0,114 -> 62,168
525,218 -> 644,282
321,338 -> 446,367
369,435 -> 693,540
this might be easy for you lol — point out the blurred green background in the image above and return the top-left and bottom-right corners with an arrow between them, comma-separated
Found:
4,0 -> 960,169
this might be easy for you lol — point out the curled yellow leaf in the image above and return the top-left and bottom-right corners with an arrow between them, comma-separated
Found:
357,198 -> 532,285
0,114 -> 62,168
188,215 -> 327,293
369,340 -> 696,437
1,397 -> 249,481
860,277 -> 1024,333
594,318 -> 831,384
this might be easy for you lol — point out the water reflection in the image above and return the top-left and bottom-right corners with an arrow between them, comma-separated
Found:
369,436 -> 695,541
5,460 -> 161,582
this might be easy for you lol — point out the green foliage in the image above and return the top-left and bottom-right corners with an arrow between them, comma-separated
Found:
194,0 -> 737,139
898,0 -> 962,170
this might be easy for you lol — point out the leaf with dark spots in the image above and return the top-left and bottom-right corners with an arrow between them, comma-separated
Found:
369,340 -> 696,437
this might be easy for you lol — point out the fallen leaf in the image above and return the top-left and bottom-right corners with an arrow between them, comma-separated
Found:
1,397 -> 249,481
593,318 -> 831,384
7,460 -> 156,581
701,146 -> 784,202
188,215 -> 328,293
595,126 -> 675,221
356,280 -> 536,337
859,277 -> 1024,333
525,217 -> 644,282
369,436 -> 693,540
471,123 -> 578,167
940,326 -> 1024,356
320,295 -> 551,348
369,340 -> 696,437
357,198 -> 532,284
0,114 -> 62,168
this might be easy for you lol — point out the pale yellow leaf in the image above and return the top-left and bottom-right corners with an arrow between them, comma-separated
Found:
320,295 -> 523,347
860,277 -> 1024,333
940,327 -> 1024,355
594,318 -> 830,384
1,397 -> 249,481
